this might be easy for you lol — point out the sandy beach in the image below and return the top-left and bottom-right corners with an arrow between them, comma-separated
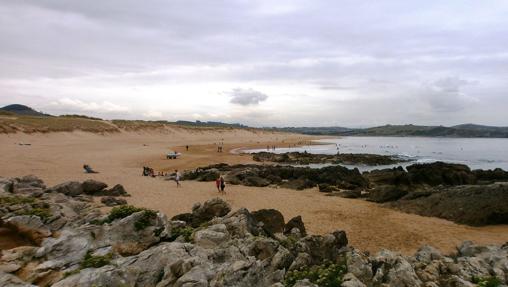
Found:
1,128 -> 507,255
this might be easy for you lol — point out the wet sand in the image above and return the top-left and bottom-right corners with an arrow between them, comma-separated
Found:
1,129 -> 507,254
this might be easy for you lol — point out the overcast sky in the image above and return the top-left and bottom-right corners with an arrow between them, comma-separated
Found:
1,0 -> 507,127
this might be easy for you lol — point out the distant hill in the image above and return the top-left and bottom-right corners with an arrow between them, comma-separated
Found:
268,126 -> 353,135
278,124 -> 508,138
0,104 -> 50,117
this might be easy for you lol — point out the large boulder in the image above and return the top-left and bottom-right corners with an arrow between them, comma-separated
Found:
220,208 -> 259,238
363,167 -> 411,186
252,209 -> 285,235
406,162 -> 477,186
295,230 -> 348,265
284,216 -> 307,237
190,198 -> 231,227
82,179 -> 108,195
387,183 -> 508,225
367,185 -> 409,203
104,184 -> 128,196
194,224 -> 229,248
46,181 -> 83,196
372,249 -> 423,287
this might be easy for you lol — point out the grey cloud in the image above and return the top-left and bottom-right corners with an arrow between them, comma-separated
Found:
229,89 -> 268,106
1,1 -> 508,126
421,77 -> 478,113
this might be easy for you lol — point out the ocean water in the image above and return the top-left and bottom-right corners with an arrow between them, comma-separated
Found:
247,136 -> 508,171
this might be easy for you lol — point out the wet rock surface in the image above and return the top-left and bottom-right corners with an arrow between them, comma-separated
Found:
252,152 -> 408,166
184,163 -> 369,191
1,175 -> 507,286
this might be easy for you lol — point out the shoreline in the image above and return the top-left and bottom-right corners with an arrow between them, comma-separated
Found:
1,130 -> 508,254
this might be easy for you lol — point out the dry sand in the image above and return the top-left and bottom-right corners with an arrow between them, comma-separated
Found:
1,128 -> 507,255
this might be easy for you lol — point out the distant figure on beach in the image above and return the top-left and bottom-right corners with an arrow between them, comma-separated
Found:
220,176 -> 226,193
215,176 -> 221,192
83,164 -> 98,174
174,169 -> 181,187
186,145 -> 189,151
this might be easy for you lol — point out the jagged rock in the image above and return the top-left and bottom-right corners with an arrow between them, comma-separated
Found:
82,179 -> 108,194
414,245 -> 443,263
104,184 -> 128,196
0,177 -> 14,193
220,208 -> 259,238
284,215 -> 307,237
93,211 -> 165,256
2,176 -> 508,287
368,185 -> 409,203
0,271 -> 37,287
295,231 -> 348,265
47,181 -> 83,196
346,249 -> 373,284
363,167 -> 411,186
34,229 -> 93,270
248,237 -> 279,260
12,175 -> 46,194
372,249 -> 423,287
4,215 -> 51,244
407,162 -> 477,186
190,198 -> 231,227
100,196 -> 127,206
194,224 -> 229,248
387,183 -> 508,225
341,273 -> 367,287
252,209 -> 285,235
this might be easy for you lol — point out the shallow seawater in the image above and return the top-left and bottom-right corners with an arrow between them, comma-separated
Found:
247,136 -> 508,171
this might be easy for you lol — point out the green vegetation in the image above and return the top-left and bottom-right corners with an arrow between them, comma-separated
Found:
19,207 -> 52,219
284,261 -> 347,287
472,276 -> 502,287
134,209 -> 157,231
280,235 -> 298,250
170,226 -> 194,242
0,115 -> 119,134
0,196 -> 52,220
64,251 -> 112,277
81,250 -> 112,269
96,205 -> 158,231
0,196 -> 35,205
272,124 -> 508,138
104,205 -> 145,223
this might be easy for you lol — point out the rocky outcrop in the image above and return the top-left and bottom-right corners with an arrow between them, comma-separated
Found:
406,162 -> 477,186
252,152 -> 407,166
172,197 -> 232,227
185,164 -> 369,191
387,183 -> 508,225
1,176 -> 507,287
252,209 -> 285,235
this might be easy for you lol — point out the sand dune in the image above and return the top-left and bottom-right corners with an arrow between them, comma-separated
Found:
1,128 -> 507,254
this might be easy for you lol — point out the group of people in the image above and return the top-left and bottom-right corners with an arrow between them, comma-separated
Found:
142,166 -> 157,177
215,175 -> 226,193
266,145 -> 276,151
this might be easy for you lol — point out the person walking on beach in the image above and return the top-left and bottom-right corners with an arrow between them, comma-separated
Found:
174,169 -> 181,187
215,176 -> 221,192
220,176 -> 226,194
